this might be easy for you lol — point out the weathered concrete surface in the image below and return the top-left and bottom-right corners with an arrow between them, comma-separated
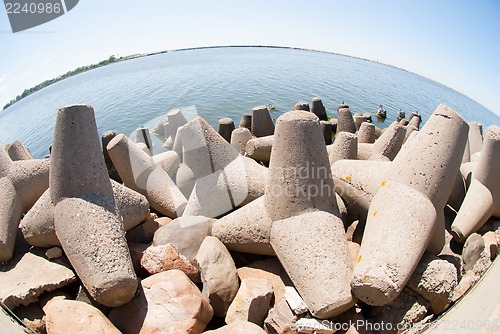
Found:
44,299 -> 121,334
195,236 -> 239,317
292,101 -> 310,112
251,105 -> 275,137
357,122 -> 376,144
225,278 -> 274,326
271,211 -> 353,319
0,251 -> 75,309
109,270 -> 213,334
246,135 -> 273,164
468,121 -> 483,155
0,177 -> 23,262
337,108 -> 356,134
231,127 -> 253,154
7,140 -> 32,161
264,298 -> 297,334
218,117 -> 235,142
357,121 -> 405,161
311,97 -> 328,121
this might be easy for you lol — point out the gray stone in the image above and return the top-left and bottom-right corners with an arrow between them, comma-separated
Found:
44,299 -> 121,334
195,236 -> 239,317
165,107 -> 188,149
126,216 -> 160,244
0,251 -> 75,309
265,111 -> 339,221
134,127 -> 152,152
12,302 -> 45,334
151,150 -> 180,178
0,176 -> 23,262
218,117 -> 235,142
7,140 -> 32,161
406,254 -> 458,314
271,211 -> 353,319
212,196 -> 275,256
482,231 -> 498,260
109,270 -> 214,333
50,105 -> 137,307
251,105 -> 275,137
225,278 -> 274,326
311,97 -> 328,121
153,215 -> 214,262
246,135 -> 273,164
353,114 -> 368,130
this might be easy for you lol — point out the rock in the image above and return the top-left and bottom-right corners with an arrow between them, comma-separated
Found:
205,321 -> 267,334
451,125 -> 500,242
75,284 -> 111,316
295,317 -> 335,333
284,286 -> 308,315
218,117 -> 236,143
153,215 -> 214,262
225,278 -> 274,326
44,299 -> 120,334
332,307 -> 367,334
50,105 -> 137,307
251,105 -> 275,137
311,97 -> 328,121
140,243 -> 200,281
246,135 -> 273,164
462,233 -> 485,272
271,211 -> 353,319
151,151 -> 181,178
127,242 -> 149,277
327,132 -> 357,166
406,254 -> 458,314
353,114 -> 369,130
45,247 -> 63,259
352,105 -> 468,306
38,290 -> 71,309
482,231 -> 498,260
0,251 -> 75,309
195,236 -> 239,317
264,298 -> 297,334
368,288 -> 429,334
212,196 -> 275,256
13,302 -> 45,334
231,127 -> 253,154
109,270 -> 213,333
336,108 -> 356,134
347,241 -> 360,269
164,107 -> 188,150
451,272 -> 477,302
0,176 -> 23,262
237,258 -> 291,306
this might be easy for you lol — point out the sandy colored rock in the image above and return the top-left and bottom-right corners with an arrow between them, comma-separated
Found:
482,231 -> 498,260
462,233 -> 485,272
0,251 -> 75,309
153,215 -> 214,262
264,298 -> 297,334
225,278 -> 274,326
140,243 -> 200,281
44,299 -> 120,334
406,254 -> 458,314
45,247 -> 63,259
205,321 -> 267,334
284,286 -> 308,315
109,270 -> 213,334
195,236 -> 239,317
357,121 -> 405,161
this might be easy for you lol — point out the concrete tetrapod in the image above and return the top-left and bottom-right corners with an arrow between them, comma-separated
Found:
357,122 -> 376,144
251,106 -> 275,137
50,105 -> 137,307
357,121 -> 406,160
468,122 -> 483,155
230,127 -> 253,155
245,135 -> 273,164
336,108 -> 356,134
451,125 -> 500,242
351,104 -> 468,306
311,97 -> 328,121
106,133 -> 187,218
327,132 -> 358,166
218,117 -> 235,143
163,108 -> 188,150
7,140 -> 32,161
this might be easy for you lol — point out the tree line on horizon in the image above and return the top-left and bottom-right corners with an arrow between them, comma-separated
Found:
3,55 -> 121,111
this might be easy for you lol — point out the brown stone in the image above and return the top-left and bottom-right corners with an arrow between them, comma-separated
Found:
205,321 -> 267,333
264,298 -> 297,334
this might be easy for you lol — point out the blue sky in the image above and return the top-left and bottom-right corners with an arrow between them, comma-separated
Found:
1,0 -> 499,115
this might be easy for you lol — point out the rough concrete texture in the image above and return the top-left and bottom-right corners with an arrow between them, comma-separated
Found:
406,254 -> 458,314
0,177 -> 23,262
338,103 -> 349,111
50,105 -> 137,307
225,278 -> 274,326
165,107 -> 188,149
358,121 -> 405,160
292,101 -> 310,111
357,122 -> 376,144
152,215 -> 214,262
237,258 -> 292,306
140,243 -> 200,281
369,288 -> 429,334
482,231 -> 498,260
461,233 -> 485,272
354,114 -> 369,130
468,121 -> 483,155
251,105 -> 275,137
451,125 -> 500,242
151,150 -> 180,178
270,211 -> 353,319
265,110 -> 339,221
101,130 -> 122,182
212,196 -> 275,256
205,321 -> 267,334
246,135 -> 273,163
7,140 -> 32,161
150,117 -> 169,142
107,133 -> 187,217
337,108 -> 356,134
44,299 -> 121,334
327,132 -> 358,166
108,270 -> 213,334
8,158 -> 50,212
239,113 -> 252,129
311,97 -> 328,121
403,124 -> 418,143
21,181 -> 150,248
284,286 -> 309,315
231,127 -> 253,154
320,120 -> 333,144
0,251 -> 75,309
352,105 -> 468,306
195,236 -> 239,317
218,117 -> 236,142
264,298 -> 297,334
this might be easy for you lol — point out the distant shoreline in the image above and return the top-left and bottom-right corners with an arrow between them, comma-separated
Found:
2,45 -> 482,111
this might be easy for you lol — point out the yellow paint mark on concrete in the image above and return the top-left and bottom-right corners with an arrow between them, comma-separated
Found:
363,275 -> 370,281
357,255 -> 362,263
381,181 -> 386,186
345,175 -> 352,182
373,211 -> 378,217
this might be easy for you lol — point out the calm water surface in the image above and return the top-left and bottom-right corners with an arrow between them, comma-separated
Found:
1,47 -> 498,158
